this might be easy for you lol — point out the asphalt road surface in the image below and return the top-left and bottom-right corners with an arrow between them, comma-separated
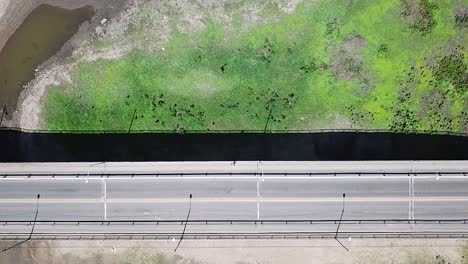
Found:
0,161 -> 467,238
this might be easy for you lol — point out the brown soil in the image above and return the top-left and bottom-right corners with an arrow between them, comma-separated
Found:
331,35 -> 373,97
331,35 -> 367,82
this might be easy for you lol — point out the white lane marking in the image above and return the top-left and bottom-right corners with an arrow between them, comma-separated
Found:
1,197 -> 468,203
408,175 -> 412,221
411,174 -> 416,220
256,161 -> 262,220
408,173 -> 415,228
256,177 -> 260,220
103,179 -> 107,220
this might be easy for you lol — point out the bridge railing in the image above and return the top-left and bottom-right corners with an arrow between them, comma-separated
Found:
1,171 -> 467,178
2,232 -> 468,240
2,219 -> 468,226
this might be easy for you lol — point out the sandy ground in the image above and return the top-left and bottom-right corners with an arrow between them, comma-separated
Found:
0,239 -> 467,264
0,0 -> 308,129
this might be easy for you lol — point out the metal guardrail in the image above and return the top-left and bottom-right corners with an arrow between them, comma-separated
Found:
2,232 -> 468,240
0,127 -> 467,137
2,219 -> 468,226
3,220 -> 467,240
1,172 -> 467,178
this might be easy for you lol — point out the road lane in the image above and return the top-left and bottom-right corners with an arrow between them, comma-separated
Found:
415,178 -> 468,197
261,178 -> 409,198
106,179 -> 257,199
0,180 -> 101,199
0,202 -> 104,220
260,201 -> 409,220
107,202 -> 257,220
415,201 -> 468,219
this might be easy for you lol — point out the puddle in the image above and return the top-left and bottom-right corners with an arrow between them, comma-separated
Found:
0,4 -> 95,116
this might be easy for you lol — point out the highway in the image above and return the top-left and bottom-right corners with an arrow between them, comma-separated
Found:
0,161 -> 467,239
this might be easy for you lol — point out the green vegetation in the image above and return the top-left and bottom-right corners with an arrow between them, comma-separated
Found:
45,0 -> 468,133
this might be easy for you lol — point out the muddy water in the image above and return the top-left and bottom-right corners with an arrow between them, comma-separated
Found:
0,4 -> 95,117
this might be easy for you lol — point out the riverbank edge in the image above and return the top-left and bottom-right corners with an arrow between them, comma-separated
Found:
0,0 -> 132,129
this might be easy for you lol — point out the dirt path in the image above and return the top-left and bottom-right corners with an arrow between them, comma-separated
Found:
0,239 -> 467,264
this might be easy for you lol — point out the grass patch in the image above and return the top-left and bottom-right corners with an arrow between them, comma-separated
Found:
45,0 -> 468,133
